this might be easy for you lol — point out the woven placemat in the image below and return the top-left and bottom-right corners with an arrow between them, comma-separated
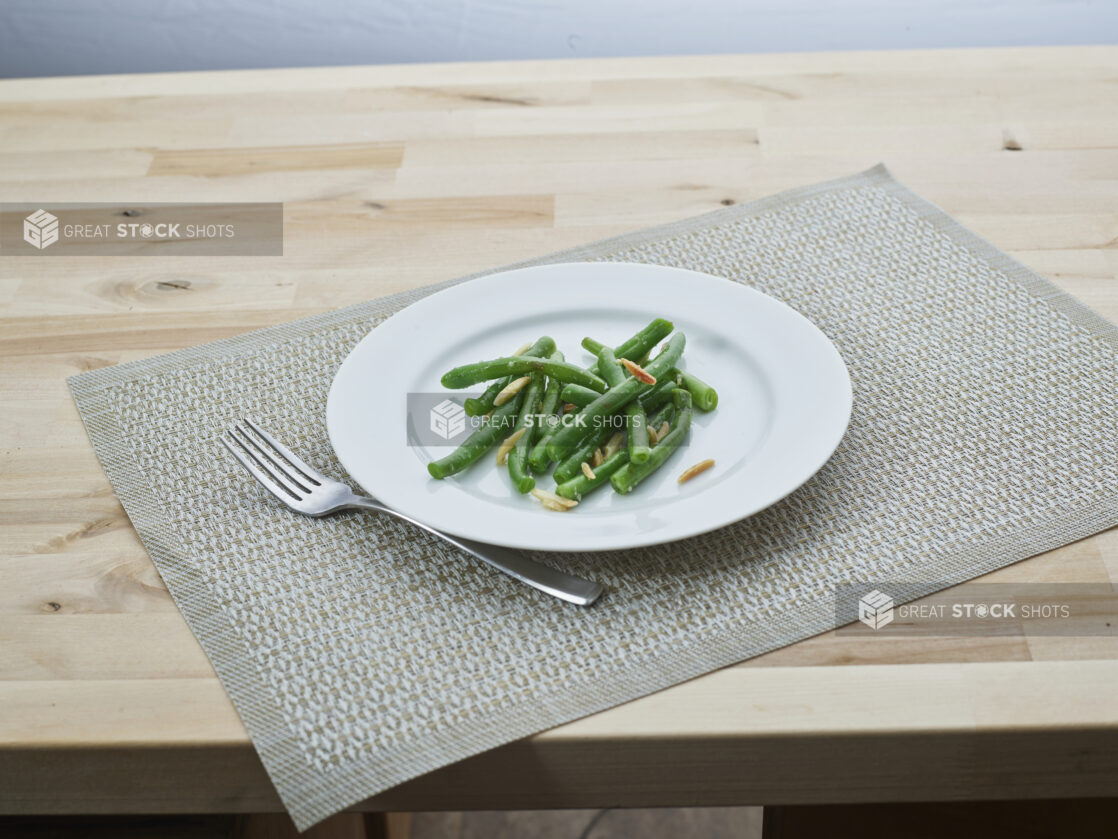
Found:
70,165 -> 1118,830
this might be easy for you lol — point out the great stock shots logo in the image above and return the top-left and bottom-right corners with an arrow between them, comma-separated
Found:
429,399 -> 467,441
3,203 -> 283,255
408,393 -> 644,448
837,582 -> 1118,637
23,209 -> 59,249
858,589 -> 895,630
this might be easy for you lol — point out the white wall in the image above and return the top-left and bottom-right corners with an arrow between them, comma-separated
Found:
1,0 -> 1115,78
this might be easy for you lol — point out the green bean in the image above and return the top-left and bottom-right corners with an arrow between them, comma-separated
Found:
610,389 -> 692,494
527,354 -> 569,472
559,383 -> 599,408
529,351 -> 564,446
597,347 -> 650,465
556,450 -> 629,501
463,336 -> 555,416
581,318 -> 674,376
596,347 -> 625,387
647,401 -> 674,431
441,355 -> 606,392
528,419 -> 563,472
580,337 -> 606,357
626,403 -> 650,464
547,333 -> 686,462
507,372 -> 544,493
427,391 -> 524,479
640,371 -> 683,411
562,374 -> 678,412
678,370 -> 718,412
552,421 -> 620,484
464,379 -> 509,418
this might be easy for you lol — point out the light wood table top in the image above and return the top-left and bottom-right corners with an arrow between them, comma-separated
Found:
2,45 -> 1117,815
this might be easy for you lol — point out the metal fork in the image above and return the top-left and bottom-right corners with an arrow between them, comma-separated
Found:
221,418 -> 604,606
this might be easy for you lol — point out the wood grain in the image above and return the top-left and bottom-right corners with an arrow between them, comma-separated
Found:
147,144 -> 404,177
1,45 -> 1116,814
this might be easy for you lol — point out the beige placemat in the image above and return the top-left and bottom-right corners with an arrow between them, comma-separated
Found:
70,165 -> 1118,830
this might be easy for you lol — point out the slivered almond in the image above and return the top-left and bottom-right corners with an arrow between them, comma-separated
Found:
531,488 -> 578,510
494,375 -> 531,406
495,427 -> 526,465
591,448 -> 605,468
678,458 -> 715,484
649,422 -> 671,446
563,402 -> 578,413
581,461 -> 596,480
620,357 -> 656,385
512,342 -> 532,356
602,431 -> 625,459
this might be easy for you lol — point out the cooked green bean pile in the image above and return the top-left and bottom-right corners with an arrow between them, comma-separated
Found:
428,318 -> 719,509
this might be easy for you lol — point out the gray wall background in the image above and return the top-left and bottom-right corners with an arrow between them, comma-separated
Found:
2,0 -> 1116,78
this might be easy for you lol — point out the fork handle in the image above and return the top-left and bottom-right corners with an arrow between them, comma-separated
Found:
349,498 -> 605,606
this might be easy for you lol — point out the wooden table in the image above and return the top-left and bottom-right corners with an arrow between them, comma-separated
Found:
2,45 -> 1118,833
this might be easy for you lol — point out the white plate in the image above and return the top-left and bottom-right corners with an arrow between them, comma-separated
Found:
327,262 -> 851,552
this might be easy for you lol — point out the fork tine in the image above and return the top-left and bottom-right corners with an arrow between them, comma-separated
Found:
231,425 -> 312,495
222,435 -> 304,501
241,417 -> 324,485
